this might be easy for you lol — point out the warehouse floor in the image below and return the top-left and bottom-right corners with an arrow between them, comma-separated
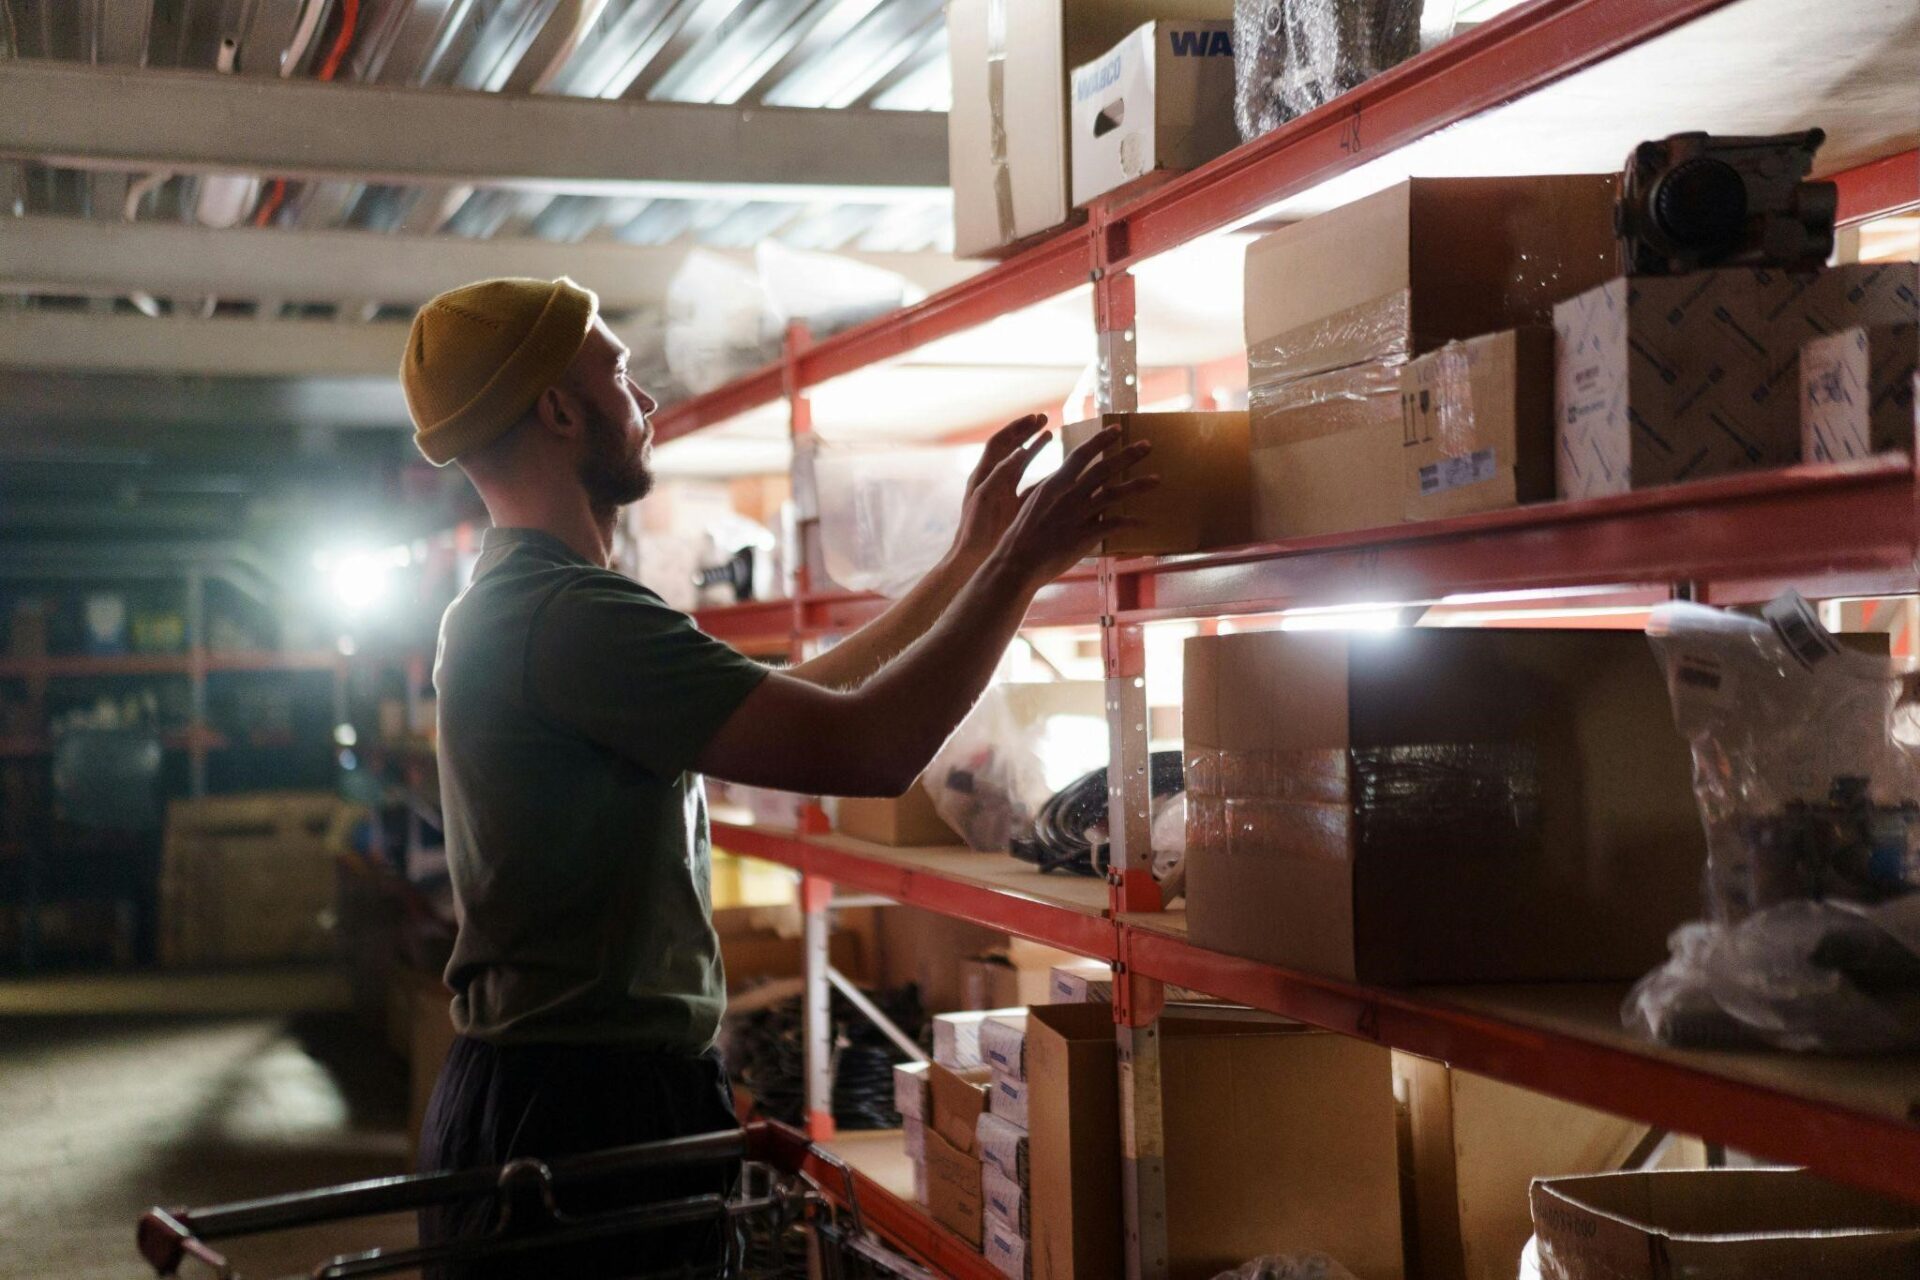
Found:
0,972 -> 418,1279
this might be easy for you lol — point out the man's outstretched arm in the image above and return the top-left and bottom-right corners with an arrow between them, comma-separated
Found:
785,414 -> 1054,691
695,426 -> 1153,796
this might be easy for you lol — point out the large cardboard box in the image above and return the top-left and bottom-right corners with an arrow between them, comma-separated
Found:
926,1126 -> 985,1246
1069,20 -> 1237,207
835,778 -> 960,847
1555,262 -> 1920,498
1529,1169 -> 1920,1279
1062,411 -> 1251,554
947,0 -> 1232,258
1027,1004 -> 1404,1280
1394,1053 -> 1672,1280
1250,362 -> 1405,540
1400,329 -> 1555,522
1244,177 -> 1618,386
1803,323 -> 1919,462
1182,629 -> 1703,984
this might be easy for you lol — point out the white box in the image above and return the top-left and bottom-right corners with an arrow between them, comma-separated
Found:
904,1114 -> 927,1163
985,1211 -> 1030,1279
946,0 -> 1233,257
1803,324 -> 1919,462
990,1071 -> 1031,1129
1069,20 -> 1238,207
912,1156 -> 929,1207
1049,961 -> 1113,1004
979,1015 -> 1028,1079
977,1109 -> 1029,1186
983,1162 -> 1030,1236
934,1008 -> 1027,1071
1554,263 -> 1920,498
893,1061 -> 930,1121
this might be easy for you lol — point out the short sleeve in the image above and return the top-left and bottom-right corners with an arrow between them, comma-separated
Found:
528,576 -> 770,778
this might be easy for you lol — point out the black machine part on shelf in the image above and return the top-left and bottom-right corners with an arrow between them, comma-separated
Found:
694,547 -> 757,604
1616,129 -> 1836,276
1010,751 -> 1185,877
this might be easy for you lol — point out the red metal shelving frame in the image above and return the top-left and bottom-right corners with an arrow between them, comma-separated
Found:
655,0 -> 1920,1250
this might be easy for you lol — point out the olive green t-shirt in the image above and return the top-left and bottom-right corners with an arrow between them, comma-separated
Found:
435,527 -> 769,1050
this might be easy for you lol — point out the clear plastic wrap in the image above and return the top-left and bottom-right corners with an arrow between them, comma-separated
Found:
664,249 -> 782,397
1210,1255 -> 1358,1280
814,442 -> 978,598
1624,592 -> 1920,1051
927,683 -> 1108,852
1247,358 -> 1405,439
1246,291 -> 1412,390
1233,0 -> 1437,141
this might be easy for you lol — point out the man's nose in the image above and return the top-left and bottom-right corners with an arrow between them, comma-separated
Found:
629,377 -> 657,415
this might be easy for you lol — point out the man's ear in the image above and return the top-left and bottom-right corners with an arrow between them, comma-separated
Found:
533,383 -> 584,440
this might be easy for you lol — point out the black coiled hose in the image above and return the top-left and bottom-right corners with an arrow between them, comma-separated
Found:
1010,750 -> 1186,876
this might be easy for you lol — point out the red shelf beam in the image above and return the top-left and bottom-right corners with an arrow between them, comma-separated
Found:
1124,928 -> 1920,1207
712,822 -> 1117,961
1835,147 -> 1920,225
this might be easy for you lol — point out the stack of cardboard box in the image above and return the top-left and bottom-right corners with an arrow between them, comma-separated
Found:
978,1016 -> 1032,1278
893,1061 -> 931,1207
1242,177 -> 1618,540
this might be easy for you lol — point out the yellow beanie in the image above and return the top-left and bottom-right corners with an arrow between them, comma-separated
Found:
401,276 -> 599,467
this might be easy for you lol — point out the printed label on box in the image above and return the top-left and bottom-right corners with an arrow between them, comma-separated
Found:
1418,447 -> 1499,494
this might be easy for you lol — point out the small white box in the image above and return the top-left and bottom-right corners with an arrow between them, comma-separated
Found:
983,1162 -> 1029,1236
985,1212 -> 1029,1279
990,1071 -> 1030,1129
976,1109 -> 1029,1185
893,1061 -> 930,1121
979,1016 -> 1028,1079
1069,20 -> 1238,207
933,1008 -> 1027,1071
904,1113 -> 926,1162
1049,961 -> 1113,1004
911,1157 -> 928,1207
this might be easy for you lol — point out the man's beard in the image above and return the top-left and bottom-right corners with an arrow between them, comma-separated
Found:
578,406 -> 654,513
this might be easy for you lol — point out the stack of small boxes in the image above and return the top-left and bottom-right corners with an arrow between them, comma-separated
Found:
977,1015 -> 1032,1279
893,1060 -> 931,1207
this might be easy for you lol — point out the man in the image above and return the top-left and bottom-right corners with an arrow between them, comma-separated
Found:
399,276 -> 1151,1275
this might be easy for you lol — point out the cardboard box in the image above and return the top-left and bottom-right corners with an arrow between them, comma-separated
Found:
1027,1003 -> 1404,1280
977,1109 -> 1029,1185
1062,411 -> 1252,554
1529,1169 -> 1920,1279
893,1060 -> 930,1121
1183,628 -> 1704,984
1244,177 -> 1618,386
1027,1004 -> 1125,1280
1555,263 -> 1920,498
947,0 -> 1232,258
1400,329 -> 1556,521
925,1126 -> 984,1246
934,1008 -> 1027,1070
984,1161 -> 1030,1235
1803,323 -> 1919,462
930,1062 -> 993,1154
835,778 -> 960,847
1394,1053 -> 1670,1280
979,1016 -> 1027,1079
1069,20 -> 1237,207
965,939 -> 1084,1010
1250,362 -> 1405,540
985,1213 -> 1031,1279
912,1157 -> 929,1208
989,1071 -> 1030,1128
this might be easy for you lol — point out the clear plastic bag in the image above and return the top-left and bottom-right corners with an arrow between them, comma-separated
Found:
1625,592 -> 1920,1051
1233,0 -> 1443,141
664,250 -> 782,397
1211,1255 -> 1358,1280
926,684 -> 1108,853
814,442 -> 978,598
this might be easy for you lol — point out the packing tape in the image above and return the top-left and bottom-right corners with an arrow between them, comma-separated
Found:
1432,340 -> 1475,459
1246,290 -> 1412,388
985,0 -> 1015,245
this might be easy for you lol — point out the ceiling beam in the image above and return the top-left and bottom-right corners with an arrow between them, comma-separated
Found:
0,60 -> 952,200
0,216 -> 981,310
0,311 -> 410,377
